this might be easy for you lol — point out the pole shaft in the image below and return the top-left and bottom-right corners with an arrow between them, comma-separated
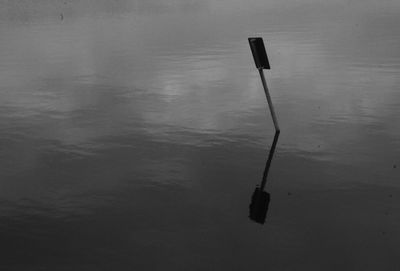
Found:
258,69 -> 280,132
260,131 -> 280,191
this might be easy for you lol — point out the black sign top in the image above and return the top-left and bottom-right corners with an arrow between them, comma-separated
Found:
248,37 -> 270,69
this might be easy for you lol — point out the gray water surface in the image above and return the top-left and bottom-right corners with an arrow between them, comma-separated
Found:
1,0 -> 400,270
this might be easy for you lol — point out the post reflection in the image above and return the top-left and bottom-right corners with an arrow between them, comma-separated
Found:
249,131 -> 280,224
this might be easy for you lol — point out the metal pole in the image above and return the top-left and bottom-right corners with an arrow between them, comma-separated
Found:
260,130 -> 280,191
258,68 -> 280,132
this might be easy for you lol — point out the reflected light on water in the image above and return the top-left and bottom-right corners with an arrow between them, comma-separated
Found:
0,0 -> 400,269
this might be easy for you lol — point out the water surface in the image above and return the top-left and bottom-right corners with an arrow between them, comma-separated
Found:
1,0 -> 400,269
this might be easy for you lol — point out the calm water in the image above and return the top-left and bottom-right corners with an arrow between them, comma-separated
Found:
1,0 -> 400,269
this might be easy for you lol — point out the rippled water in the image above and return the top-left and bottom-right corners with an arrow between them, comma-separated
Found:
1,0 -> 400,269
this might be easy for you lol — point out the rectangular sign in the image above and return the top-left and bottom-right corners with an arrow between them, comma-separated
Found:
248,37 -> 270,69
249,187 -> 270,224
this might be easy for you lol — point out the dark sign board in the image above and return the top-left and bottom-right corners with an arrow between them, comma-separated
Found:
249,187 -> 270,224
248,37 -> 270,69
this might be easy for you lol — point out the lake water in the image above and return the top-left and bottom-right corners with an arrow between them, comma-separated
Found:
1,0 -> 400,269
